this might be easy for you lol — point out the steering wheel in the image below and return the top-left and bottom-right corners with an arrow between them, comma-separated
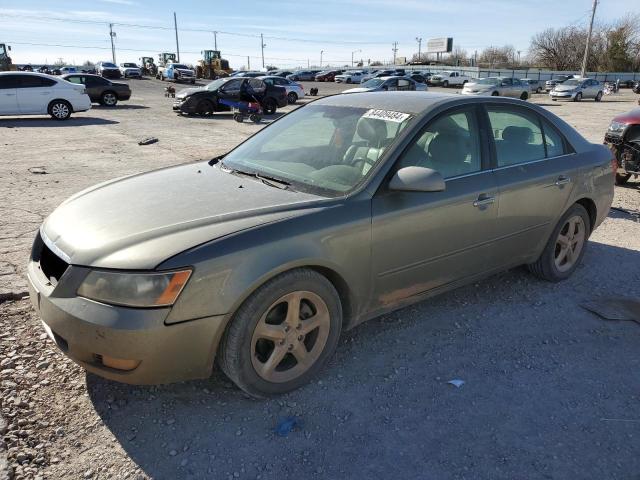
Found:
350,155 -> 377,175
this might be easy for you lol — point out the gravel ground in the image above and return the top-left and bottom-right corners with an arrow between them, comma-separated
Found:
1,79 -> 639,480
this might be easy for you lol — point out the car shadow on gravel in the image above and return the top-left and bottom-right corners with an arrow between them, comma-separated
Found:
93,105 -> 150,110
84,239 -> 640,479
0,117 -> 119,127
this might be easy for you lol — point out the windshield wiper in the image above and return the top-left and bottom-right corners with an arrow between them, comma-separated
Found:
220,162 -> 292,190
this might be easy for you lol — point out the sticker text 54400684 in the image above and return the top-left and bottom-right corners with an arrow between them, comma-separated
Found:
363,109 -> 411,123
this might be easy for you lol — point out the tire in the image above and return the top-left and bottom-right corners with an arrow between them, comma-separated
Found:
595,91 -> 603,102
520,91 -> 528,101
101,91 -> 118,107
443,80 -> 449,87
462,80 -> 468,85
491,91 -> 499,96
615,173 -> 631,185
287,92 -> 298,104
574,92 -> 582,102
346,78 -> 352,84
190,79 -> 195,85
537,87 -> 543,94
48,100 -> 72,120
263,98 -> 277,115
528,204 -> 591,282
218,268 -> 343,397
196,99 -> 214,116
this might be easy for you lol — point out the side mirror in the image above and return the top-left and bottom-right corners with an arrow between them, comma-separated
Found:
388,167 -> 445,192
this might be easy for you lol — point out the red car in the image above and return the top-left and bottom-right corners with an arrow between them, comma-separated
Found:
314,70 -> 343,82
604,108 -> 640,185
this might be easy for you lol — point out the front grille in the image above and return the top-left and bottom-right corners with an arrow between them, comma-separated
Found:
33,232 -> 69,285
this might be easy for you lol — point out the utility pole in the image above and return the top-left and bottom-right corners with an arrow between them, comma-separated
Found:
247,56 -> 250,70
173,12 -> 180,62
581,0 -> 598,77
351,49 -> 361,67
517,50 -> 521,65
392,42 -> 398,65
109,23 -> 116,64
320,50 -> 324,67
416,37 -> 422,62
260,33 -> 266,69
213,31 -> 218,51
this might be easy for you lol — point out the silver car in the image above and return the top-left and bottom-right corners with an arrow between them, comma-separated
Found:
258,75 -> 305,104
461,77 -> 530,100
550,78 -> 603,102
521,78 -> 544,94
342,76 -> 426,93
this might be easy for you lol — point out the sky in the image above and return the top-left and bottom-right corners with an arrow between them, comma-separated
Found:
1,0 -> 633,69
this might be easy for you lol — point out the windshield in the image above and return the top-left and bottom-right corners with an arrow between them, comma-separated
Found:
476,78 -> 500,85
103,63 -> 116,68
123,63 -> 137,67
206,78 -> 228,91
361,78 -> 385,88
562,79 -> 581,86
222,104 -> 413,196
172,64 -> 189,69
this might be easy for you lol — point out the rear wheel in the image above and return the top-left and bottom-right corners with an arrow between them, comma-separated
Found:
491,91 -> 499,96
263,97 -> 277,115
520,91 -> 529,100
287,92 -> 298,104
48,100 -> 72,120
528,204 -> 590,282
218,269 -> 342,397
101,91 -> 118,106
595,91 -> 603,102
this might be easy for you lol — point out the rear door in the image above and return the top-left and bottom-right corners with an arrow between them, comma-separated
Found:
0,75 -> 18,114
485,103 -> 577,265
16,75 -> 57,114
371,104 -> 499,309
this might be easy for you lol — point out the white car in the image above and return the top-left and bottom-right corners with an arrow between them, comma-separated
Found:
335,71 -> 364,84
96,61 -> 122,79
429,71 -> 471,87
258,76 -> 305,104
461,77 -> 530,100
0,72 -> 91,120
119,63 -> 142,78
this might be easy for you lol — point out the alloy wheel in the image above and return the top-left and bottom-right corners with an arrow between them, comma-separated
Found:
554,215 -> 586,272
103,93 -> 117,106
251,291 -> 330,383
51,103 -> 70,119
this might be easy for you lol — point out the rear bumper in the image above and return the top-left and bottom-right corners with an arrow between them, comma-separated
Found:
118,92 -> 132,101
27,261 -> 226,385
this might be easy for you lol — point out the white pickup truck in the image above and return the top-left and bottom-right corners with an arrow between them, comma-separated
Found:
429,71 -> 471,87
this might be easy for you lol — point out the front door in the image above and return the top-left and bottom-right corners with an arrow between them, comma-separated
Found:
0,75 -> 18,114
484,104 -> 576,265
371,105 -> 499,310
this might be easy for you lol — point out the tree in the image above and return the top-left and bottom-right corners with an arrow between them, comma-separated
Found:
264,64 -> 278,71
448,46 -> 468,66
478,45 -> 516,67
370,60 -> 384,66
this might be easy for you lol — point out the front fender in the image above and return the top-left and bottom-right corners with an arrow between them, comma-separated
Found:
160,199 -> 372,325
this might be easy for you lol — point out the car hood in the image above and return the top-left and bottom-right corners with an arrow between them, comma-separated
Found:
102,66 -> 120,71
177,87 -> 205,98
554,84 -> 578,92
175,68 -> 194,74
41,162 -> 324,269
464,82 -> 492,90
343,87 -> 374,93
612,108 -> 640,124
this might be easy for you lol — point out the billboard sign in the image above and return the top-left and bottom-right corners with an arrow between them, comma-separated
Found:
426,38 -> 453,54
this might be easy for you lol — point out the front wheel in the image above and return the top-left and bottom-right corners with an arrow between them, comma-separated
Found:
218,269 -> 342,397
196,99 -> 214,116
574,92 -> 582,102
520,91 -> 528,100
491,91 -> 499,96
595,91 -> 603,102
528,204 -> 590,282
442,80 -> 449,87
346,78 -> 352,84
48,100 -> 72,120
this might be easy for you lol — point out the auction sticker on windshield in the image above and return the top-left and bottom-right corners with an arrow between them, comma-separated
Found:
362,109 -> 410,123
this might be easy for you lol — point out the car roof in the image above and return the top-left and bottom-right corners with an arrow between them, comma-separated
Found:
0,71 -> 57,78
314,91 -> 457,114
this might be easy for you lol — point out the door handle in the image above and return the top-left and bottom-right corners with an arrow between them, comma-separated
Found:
473,194 -> 495,208
554,175 -> 571,186
3,93 -> 16,96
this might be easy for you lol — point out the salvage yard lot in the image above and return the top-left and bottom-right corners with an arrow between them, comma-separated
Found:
1,79 -> 639,479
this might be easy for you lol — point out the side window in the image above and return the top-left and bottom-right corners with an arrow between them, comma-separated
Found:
66,76 -> 84,85
398,107 -> 482,178
487,107 -> 545,166
397,79 -> 411,90
542,119 -> 568,158
220,79 -> 242,94
0,76 -> 18,89
262,78 -> 274,86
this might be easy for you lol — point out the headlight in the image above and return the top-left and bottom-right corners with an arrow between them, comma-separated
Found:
77,270 -> 191,307
607,121 -> 627,134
